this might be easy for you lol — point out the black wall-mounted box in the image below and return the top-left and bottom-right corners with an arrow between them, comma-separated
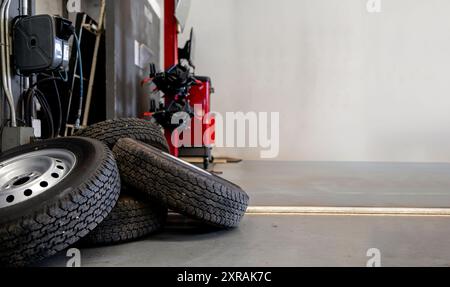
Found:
13,15 -> 72,75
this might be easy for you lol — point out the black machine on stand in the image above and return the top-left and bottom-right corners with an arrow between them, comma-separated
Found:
143,0 -> 216,170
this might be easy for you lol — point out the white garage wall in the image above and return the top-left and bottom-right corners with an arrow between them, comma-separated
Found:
181,0 -> 450,162
35,0 -> 64,16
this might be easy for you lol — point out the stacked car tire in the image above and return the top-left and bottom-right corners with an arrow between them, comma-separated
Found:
0,118 -> 249,266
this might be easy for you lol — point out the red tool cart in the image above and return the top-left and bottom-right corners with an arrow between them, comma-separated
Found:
143,0 -> 215,169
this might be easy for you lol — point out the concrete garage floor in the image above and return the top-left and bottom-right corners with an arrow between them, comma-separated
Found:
39,161 -> 450,267
219,161 -> 450,208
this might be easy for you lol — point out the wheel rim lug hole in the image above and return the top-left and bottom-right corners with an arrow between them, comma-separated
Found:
6,195 -> 14,203
0,151 -> 75,208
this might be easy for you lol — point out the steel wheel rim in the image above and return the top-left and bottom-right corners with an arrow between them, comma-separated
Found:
0,149 -> 77,208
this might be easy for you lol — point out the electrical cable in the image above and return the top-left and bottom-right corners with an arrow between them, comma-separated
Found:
71,31 -> 84,129
4,0 -> 13,97
20,76 -> 64,139
33,89 -> 54,139
34,88 -> 55,138
51,73 -> 63,137
59,70 -> 69,82
29,77 -> 65,89
0,0 -> 17,127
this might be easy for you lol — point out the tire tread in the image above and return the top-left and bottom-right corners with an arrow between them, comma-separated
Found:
75,118 -> 169,151
113,138 -> 249,228
83,195 -> 167,246
0,139 -> 121,267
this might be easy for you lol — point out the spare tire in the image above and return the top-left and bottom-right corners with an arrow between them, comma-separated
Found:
82,193 -> 168,246
74,118 -> 169,151
0,137 -> 121,267
113,138 -> 249,228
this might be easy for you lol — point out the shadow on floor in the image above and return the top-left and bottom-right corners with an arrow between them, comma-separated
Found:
137,213 -> 235,243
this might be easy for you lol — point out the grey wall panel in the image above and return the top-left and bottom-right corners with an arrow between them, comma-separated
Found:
35,0 -> 64,15
105,0 -> 160,119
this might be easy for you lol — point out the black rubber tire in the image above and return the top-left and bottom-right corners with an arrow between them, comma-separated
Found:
82,193 -> 168,246
113,138 -> 249,228
0,137 -> 121,267
74,118 -> 169,151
